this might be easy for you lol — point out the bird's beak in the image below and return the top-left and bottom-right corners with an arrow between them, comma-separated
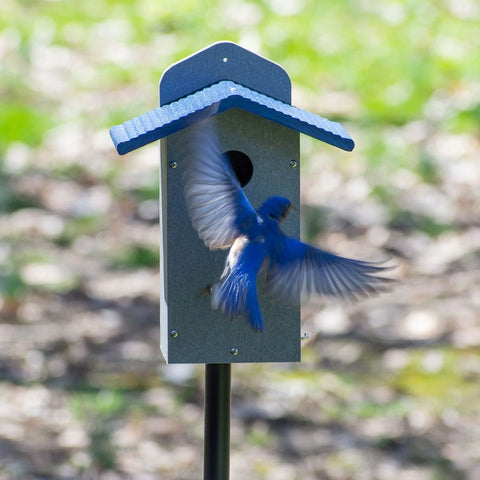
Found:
281,204 -> 296,221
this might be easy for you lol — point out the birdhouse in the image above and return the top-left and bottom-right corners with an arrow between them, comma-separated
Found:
110,41 -> 354,364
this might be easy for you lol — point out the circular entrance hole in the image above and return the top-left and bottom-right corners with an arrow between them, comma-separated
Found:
223,150 -> 253,188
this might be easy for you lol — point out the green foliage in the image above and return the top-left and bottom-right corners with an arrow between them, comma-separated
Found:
389,210 -> 454,237
55,214 -> 104,246
301,204 -> 328,242
391,348 -> 480,408
69,388 -> 154,471
111,245 -> 159,269
417,152 -> 440,184
70,389 -> 128,420
351,397 -> 412,419
448,104 -> 480,134
246,423 -> 274,448
0,174 -> 39,213
0,105 -> 53,151
0,269 -> 27,301
134,182 -> 160,202
70,390 -> 126,470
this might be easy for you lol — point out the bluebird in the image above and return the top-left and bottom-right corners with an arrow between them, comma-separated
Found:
183,121 -> 391,332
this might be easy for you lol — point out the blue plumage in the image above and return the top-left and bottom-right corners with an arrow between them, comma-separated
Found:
183,121 -> 391,331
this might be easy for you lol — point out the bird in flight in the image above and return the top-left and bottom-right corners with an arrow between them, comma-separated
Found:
183,120 -> 392,332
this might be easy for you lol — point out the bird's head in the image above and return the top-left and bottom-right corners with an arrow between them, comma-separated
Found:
259,196 -> 294,222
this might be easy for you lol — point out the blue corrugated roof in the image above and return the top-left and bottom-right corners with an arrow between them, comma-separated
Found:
110,80 -> 354,155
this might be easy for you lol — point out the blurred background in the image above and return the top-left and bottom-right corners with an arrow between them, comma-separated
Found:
1,1 -> 479,479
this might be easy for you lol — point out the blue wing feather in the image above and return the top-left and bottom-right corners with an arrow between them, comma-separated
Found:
266,236 -> 391,303
183,120 -> 260,249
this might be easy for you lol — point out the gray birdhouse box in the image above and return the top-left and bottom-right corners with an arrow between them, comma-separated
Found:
110,41 -> 354,365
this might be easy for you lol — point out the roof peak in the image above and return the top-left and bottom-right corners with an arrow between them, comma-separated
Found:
160,41 -> 291,105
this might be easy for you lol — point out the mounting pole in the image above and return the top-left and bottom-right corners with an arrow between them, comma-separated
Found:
204,363 -> 231,480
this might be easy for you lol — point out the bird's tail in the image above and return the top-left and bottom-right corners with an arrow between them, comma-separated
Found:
212,272 -> 264,332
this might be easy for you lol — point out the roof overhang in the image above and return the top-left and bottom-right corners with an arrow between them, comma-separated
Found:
110,80 -> 355,155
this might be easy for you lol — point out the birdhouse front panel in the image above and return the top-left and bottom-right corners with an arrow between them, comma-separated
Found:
160,108 -> 301,364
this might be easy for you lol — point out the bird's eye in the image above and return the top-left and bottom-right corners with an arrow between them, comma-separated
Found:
269,214 -> 276,219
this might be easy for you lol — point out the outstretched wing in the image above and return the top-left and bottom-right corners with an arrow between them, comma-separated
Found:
266,236 -> 392,303
183,120 -> 260,250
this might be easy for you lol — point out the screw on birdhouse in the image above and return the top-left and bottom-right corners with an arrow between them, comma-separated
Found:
301,332 -> 309,341
230,347 -> 239,356
222,57 -> 228,63
170,329 -> 179,338
289,159 -> 298,168
169,161 -> 177,169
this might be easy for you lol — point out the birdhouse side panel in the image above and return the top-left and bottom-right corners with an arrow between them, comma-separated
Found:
159,139 -> 170,359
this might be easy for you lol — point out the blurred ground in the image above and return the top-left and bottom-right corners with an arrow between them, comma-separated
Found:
1,1 -> 480,479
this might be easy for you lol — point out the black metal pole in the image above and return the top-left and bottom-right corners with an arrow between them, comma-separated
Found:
204,363 -> 231,480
